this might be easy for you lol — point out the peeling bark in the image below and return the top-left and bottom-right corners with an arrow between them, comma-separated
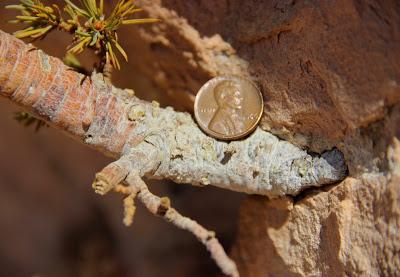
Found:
0,28 -> 349,276
0,30 -> 347,198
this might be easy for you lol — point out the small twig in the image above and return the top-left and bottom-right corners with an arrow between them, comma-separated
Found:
102,56 -> 113,83
0,30 -> 348,276
92,158 -> 130,195
93,158 -> 239,276
125,171 -> 239,277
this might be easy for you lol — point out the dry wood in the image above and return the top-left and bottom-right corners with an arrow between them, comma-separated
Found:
0,29 -> 348,276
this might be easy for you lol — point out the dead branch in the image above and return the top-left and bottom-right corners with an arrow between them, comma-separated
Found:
0,29 -> 348,276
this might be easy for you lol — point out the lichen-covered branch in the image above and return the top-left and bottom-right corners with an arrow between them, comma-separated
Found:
0,29 -> 347,276
0,30 -> 347,197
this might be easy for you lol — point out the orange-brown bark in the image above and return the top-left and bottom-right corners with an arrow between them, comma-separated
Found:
0,29 -> 347,277
0,29 -> 134,157
0,29 -> 240,276
0,29 -> 347,198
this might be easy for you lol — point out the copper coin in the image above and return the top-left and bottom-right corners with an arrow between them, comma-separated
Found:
194,76 -> 263,140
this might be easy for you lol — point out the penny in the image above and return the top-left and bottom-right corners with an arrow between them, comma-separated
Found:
194,76 -> 263,140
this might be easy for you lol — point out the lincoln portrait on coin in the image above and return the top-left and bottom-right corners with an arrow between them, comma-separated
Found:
209,80 -> 246,136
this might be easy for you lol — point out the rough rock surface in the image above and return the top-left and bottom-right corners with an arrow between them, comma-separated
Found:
232,155 -> 400,276
128,0 -> 400,151
229,106 -> 400,276
120,1 -> 400,276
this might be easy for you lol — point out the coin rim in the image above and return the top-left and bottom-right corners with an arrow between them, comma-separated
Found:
194,75 -> 264,141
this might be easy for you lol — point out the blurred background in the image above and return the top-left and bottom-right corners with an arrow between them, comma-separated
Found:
0,2 -> 243,276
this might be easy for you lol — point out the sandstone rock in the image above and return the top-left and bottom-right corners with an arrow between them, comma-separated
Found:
228,105 -> 400,276
128,0 -> 400,150
120,1 -> 400,276
232,146 -> 400,276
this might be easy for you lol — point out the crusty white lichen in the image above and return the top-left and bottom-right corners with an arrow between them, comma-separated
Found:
87,74 -> 347,198
88,74 -> 347,277
0,29 -> 348,277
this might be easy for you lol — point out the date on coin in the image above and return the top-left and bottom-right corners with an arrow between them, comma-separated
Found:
194,76 -> 263,140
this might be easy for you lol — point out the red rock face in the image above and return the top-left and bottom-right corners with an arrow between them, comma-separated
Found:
125,1 -> 400,275
232,171 -> 400,277
1,0 -> 399,276
128,0 -> 400,150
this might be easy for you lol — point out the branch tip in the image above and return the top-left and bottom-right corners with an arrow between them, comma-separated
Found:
123,193 -> 137,226
124,171 -> 239,277
92,159 -> 129,195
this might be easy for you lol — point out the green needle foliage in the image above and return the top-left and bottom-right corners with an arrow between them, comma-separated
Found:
7,0 -> 160,71
14,111 -> 47,132
6,0 -> 159,131
6,0 -> 62,39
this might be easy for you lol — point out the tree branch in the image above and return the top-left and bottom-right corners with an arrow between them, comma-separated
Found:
0,29 -> 347,276
0,29 -> 347,197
